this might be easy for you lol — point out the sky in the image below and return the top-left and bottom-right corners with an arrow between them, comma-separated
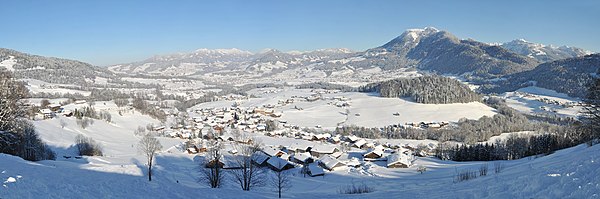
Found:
1,0 -> 599,66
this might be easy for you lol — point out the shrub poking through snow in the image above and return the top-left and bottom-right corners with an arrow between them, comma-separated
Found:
338,182 -> 375,194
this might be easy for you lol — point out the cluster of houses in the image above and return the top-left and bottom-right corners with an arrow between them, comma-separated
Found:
403,121 -> 450,129
186,128 -> 417,177
36,100 -> 86,119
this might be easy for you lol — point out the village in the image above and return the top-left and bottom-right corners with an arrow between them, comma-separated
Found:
29,88 -> 446,178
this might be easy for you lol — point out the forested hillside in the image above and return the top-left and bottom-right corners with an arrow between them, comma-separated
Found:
360,75 -> 481,104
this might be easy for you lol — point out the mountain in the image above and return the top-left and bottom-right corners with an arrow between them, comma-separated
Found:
108,48 -> 254,76
500,39 -> 593,62
110,27 -> 542,79
109,48 -> 358,76
480,53 -> 600,98
0,48 -> 114,85
371,27 -> 540,77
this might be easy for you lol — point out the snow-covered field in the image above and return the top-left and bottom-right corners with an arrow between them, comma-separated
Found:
193,88 -> 497,130
503,86 -> 581,118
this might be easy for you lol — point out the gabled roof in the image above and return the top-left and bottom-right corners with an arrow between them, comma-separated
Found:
319,155 -> 344,170
252,151 -> 269,164
292,152 -> 312,162
267,156 -> 291,170
308,163 -> 324,176
387,153 -> 413,167
262,146 -> 283,157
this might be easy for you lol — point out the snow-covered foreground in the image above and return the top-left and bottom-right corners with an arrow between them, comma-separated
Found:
2,109 -> 599,199
1,142 -> 599,198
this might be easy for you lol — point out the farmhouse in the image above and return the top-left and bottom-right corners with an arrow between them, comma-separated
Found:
291,152 -> 314,164
266,156 -> 294,171
386,153 -> 413,168
318,155 -> 345,171
307,163 -> 325,177
251,151 -> 270,166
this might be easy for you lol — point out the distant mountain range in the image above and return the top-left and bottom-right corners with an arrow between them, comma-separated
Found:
481,54 -> 600,98
0,27 -> 597,98
499,39 -> 593,63
112,27 -> 594,79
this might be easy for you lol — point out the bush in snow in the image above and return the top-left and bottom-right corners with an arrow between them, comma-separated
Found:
338,182 -> 375,194
75,134 -> 103,156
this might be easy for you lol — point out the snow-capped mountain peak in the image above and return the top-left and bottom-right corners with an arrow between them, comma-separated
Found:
501,39 -> 593,62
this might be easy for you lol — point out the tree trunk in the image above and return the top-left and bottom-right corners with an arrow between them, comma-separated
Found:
148,156 -> 153,181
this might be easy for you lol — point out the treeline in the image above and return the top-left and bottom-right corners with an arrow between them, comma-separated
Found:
0,70 -> 55,161
435,128 -> 590,161
335,97 -> 543,143
360,75 -> 481,104
294,82 -> 357,92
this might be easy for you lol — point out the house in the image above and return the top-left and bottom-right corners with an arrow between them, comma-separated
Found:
61,110 -> 73,117
363,148 -> 384,160
266,156 -> 294,171
291,152 -> 313,164
345,135 -> 360,143
310,145 -> 339,158
307,163 -> 324,177
40,109 -> 53,119
48,104 -> 62,112
251,151 -> 270,167
386,153 -> 413,168
352,139 -> 367,148
263,146 -> 285,157
364,145 -> 386,161
318,155 -> 345,171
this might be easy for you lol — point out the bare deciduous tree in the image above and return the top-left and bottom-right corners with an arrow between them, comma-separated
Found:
138,133 -> 162,181
230,136 -> 265,191
201,140 -> 224,188
270,161 -> 292,198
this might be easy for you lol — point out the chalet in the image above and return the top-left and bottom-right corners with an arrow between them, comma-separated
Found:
48,104 -> 62,112
363,148 -> 385,161
61,110 -> 73,117
345,135 -> 360,143
310,145 -> 339,158
252,151 -> 270,167
266,156 -> 294,171
263,146 -> 285,157
40,109 -> 53,119
318,155 -> 345,171
291,152 -> 313,164
386,153 -> 413,168
307,163 -> 325,177
352,139 -> 367,148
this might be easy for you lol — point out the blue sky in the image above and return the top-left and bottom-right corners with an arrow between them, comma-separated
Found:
1,0 -> 598,66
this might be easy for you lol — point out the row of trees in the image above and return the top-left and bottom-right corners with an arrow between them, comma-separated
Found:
360,75 -> 482,104
0,70 -> 55,161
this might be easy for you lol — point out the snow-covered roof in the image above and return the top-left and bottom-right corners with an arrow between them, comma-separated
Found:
308,163 -> 324,176
292,152 -> 312,162
311,145 -> 338,154
252,151 -> 269,164
319,155 -> 344,170
387,153 -> 413,168
40,109 -> 52,114
353,139 -> 367,147
262,146 -> 283,157
267,156 -> 291,170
